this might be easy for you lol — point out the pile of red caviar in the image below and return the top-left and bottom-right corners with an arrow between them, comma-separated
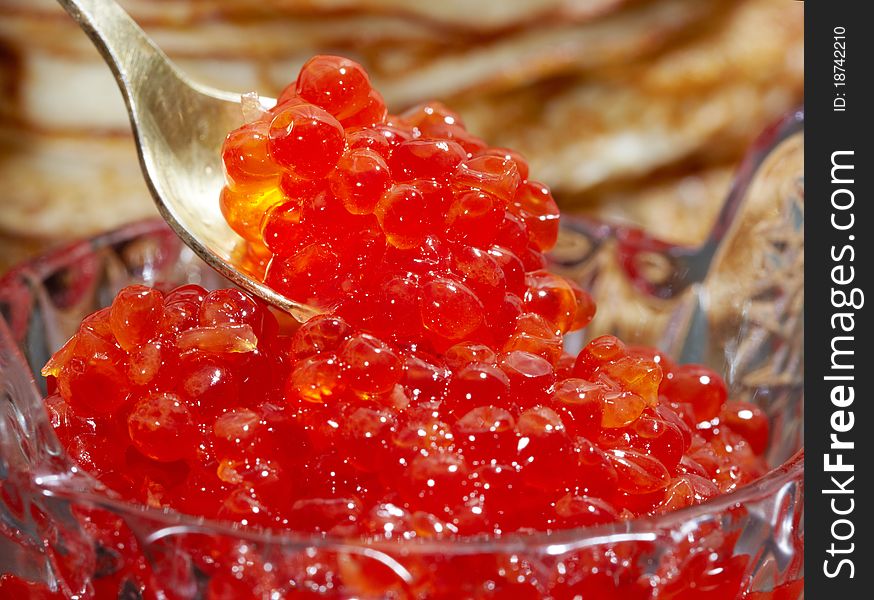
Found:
43,282 -> 768,535
32,56 -> 774,598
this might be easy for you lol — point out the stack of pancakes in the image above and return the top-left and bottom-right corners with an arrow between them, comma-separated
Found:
0,0 -> 802,271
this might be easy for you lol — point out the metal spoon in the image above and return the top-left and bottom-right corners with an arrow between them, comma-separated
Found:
56,0 -> 320,321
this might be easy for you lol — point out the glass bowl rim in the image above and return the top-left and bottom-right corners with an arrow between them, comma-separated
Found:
1,218 -> 804,554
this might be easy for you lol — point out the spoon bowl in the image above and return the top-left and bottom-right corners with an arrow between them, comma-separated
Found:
56,0 -> 320,321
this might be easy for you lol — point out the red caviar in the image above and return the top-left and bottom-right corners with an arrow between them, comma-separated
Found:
35,55 -> 774,599
218,56 -> 567,350
42,288 -> 768,533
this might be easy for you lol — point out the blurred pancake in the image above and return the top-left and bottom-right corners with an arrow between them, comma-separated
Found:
371,0 -> 716,105
0,127 -> 156,238
0,0 -> 710,131
458,0 -> 803,197
3,0 -> 634,32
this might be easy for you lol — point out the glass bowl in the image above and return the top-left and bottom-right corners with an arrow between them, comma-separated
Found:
0,116 -> 803,598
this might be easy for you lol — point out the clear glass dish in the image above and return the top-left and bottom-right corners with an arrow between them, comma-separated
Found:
0,113 -> 803,598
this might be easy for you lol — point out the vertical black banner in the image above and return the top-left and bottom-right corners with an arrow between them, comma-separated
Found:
805,2 -> 872,597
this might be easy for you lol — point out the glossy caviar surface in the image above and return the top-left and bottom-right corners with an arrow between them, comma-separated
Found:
32,56 -> 775,599
42,283 -> 768,535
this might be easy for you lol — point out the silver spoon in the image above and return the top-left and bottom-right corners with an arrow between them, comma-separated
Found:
56,0 -> 320,321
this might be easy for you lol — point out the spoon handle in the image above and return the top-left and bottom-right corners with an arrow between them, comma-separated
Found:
55,0 -> 181,110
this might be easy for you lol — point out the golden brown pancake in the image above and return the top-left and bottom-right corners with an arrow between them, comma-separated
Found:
459,0 -> 803,198
2,0 -> 635,32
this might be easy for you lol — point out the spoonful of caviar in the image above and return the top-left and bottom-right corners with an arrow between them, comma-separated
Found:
58,0 -> 750,322
55,0 -> 320,321
218,54 -> 576,349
